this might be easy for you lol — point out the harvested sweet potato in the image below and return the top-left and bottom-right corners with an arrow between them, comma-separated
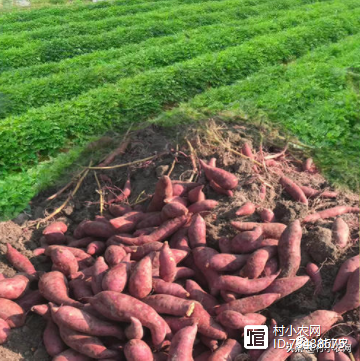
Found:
188,214 -> 207,248
259,185 -> 266,200
208,338 -> 242,360
208,253 -> 248,272
6,244 -> 37,277
91,257 -> 108,295
0,298 -> 26,328
278,220 -> 302,278
332,218 -> 350,248
31,304 -> 51,319
43,222 -> 67,244
262,257 -> 279,277
218,238 -> 232,253
188,185 -> 206,203
306,263 -> 322,295
109,203 -> 132,217
333,255 -> 360,292
104,245 -> 127,266
220,290 -> 238,303
230,227 -> 264,253
0,275 -> 29,299
209,180 -> 233,197
53,349 -> 92,361
67,237 -> 97,248
147,176 -> 173,212
153,278 -> 189,298
43,318 -> 67,356
303,206 -> 359,223
45,246 -> 94,269
235,202 -> 256,217
231,221 -> 286,239
102,254 -> 131,293
51,248 -> 79,277
143,294 -> 195,317
86,241 -> 106,256
83,221 -> 115,239
262,275 -> 310,299
168,324 -> 197,361
174,266 -> 195,280
129,255 -> 152,299
125,317 -> 144,340
188,200 -> 219,215
161,202 -> 188,220
69,278 -> 93,301
216,310 -> 266,329
185,280 -> 218,315
0,318 -> 10,345
110,211 -> 146,233
164,196 -> 188,206
280,176 -> 308,205
16,289 -> 45,313
136,212 -> 162,229
159,242 -> 177,283
260,208 -> 275,223
124,339 -> 154,361
300,185 -> 337,199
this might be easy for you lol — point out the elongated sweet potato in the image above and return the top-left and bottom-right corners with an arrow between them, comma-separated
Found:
128,242 -> 162,261
91,257 -> 108,295
333,255 -> 360,292
86,241 -> 106,256
199,159 -> 238,190
260,208 -> 275,223
104,245 -> 127,266
0,318 -> 10,345
46,246 -> 94,269
159,242 -> 177,283
195,351 -> 212,361
43,318 -> 67,356
147,176 -> 173,212
161,202 -> 188,220
208,253 -> 248,272
262,276 -> 310,299
53,349 -> 92,361
209,180 -> 233,197
218,238 -> 232,253
109,203 -> 132,217
124,339 -> 153,361
129,255 -> 152,299
188,200 -> 219,215
278,220 -> 302,278
31,304 -> 51,319
83,221 -> 115,239
185,280 -> 218,315
306,263 -> 322,295
215,293 -> 280,315
116,172 -> 131,202
125,317 -> 144,340
0,275 -> 29,300
300,185 -> 337,199
168,324 -> 197,361
174,266 -> 195,280
169,230 -> 191,253
102,254 -> 131,293
188,185 -> 206,204
259,185 -> 266,200
164,196 -> 188,207
143,294 -> 195,317
332,268 -> 360,314
303,206 -> 359,223
51,304 -> 124,339
262,257 -> 279,277
16,290 -> 45,313
39,271 -> 83,308
216,311 -> 266,329
51,248 -> 79,277
110,211 -> 146,233
153,278 -> 188,298
332,218 -> 350,248
43,222 -> 67,244
280,176 -> 308,205
6,244 -> 37,277
230,227 -> 265,253
231,221 -> 286,239
59,326 -> 119,359
236,202 -> 256,217
208,338 -> 242,360
88,291 -> 168,348
0,298 -> 26,328
188,214 -> 207,249
67,237 -> 97,248
69,278 -> 93,301
220,290 -> 238,303
258,310 -> 342,360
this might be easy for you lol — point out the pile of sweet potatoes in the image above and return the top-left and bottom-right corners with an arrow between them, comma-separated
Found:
0,143 -> 359,361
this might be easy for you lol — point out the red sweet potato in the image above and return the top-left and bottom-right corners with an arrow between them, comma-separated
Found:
88,291 -> 168,348
143,294 -> 195,317
134,227 -> 158,236
332,218 -> 350,248
67,237 -> 97,248
0,298 -> 26,328
185,280 -> 218,315
83,221 -> 115,239
220,290 -> 238,303
128,242 -> 162,261
258,310 -> 342,360
43,318 -> 67,356
300,185 -> 337,199
242,143 -> 254,158
51,248 -> 79,277
129,255 -> 152,299
306,263 -> 322,295
218,237 -> 232,253
147,176 -> 173,212
110,211 -> 146,233
46,246 -> 94,269
161,202 -> 188,220
262,257 -> 279,277
231,221 -> 286,239
188,200 -> 219,215
164,196 -> 188,207
230,226 -> 263,253
0,318 -> 10,345
6,244 -> 37,277
168,324 -> 197,361
16,290 -> 45,313
235,202 -> 256,217
43,221 -> 67,244
73,220 -> 91,239
216,310 -> 266,329
260,208 -> 275,223
69,278 -> 93,301
104,245 -> 127,266
109,203 -> 132,217
39,271 -> 83,308
153,278 -> 189,298
261,275 -> 310,299
116,172 -> 131,202
31,304 -> 50,319
259,185 -> 266,200
174,266 -> 195,280
209,180 -> 233,197
59,326 -> 119,359
303,206 -> 360,223
333,255 -> 360,292
278,220 -> 302,278
208,253 -> 248,272
51,304 -> 124,339
159,242 -> 177,283
188,185 -> 206,203
124,339 -> 153,361
215,293 -> 280,315
280,176 -> 308,205
91,257 -> 108,295
86,241 -> 106,256
169,228 -> 191,253
53,349 -> 92,361
125,317 -> 144,340
332,268 -> 360,314
195,351 -> 212,361
102,254 -> 131,293
208,338 -> 242,360
188,214 -> 207,249
0,275 -> 29,299
302,157 -> 313,171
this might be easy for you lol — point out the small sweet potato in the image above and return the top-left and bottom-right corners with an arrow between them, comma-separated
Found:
116,172 -> 131,202
0,318 -> 10,345
303,206 -> 359,223
147,176 -> 173,212
188,200 -> 219,215
208,253 -> 248,272
241,143 -> 254,158
125,317 -> 144,340
262,257 -> 279,277
164,196 -> 188,207
0,298 -> 26,328
53,349 -> 92,361
235,202 -> 256,217
260,208 -> 275,223
230,227 -> 264,253
6,244 -> 37,277
185,280 -> 218,315
161,202 -> 188,220
0,275 -> 29,300
102,254 -> 131,293
159,242 -> 177,283
220,290 -> 238,303
51,248 -> 79,277
261,276 -> 310,299
306,263 -> 322,295
333,255 -> 360,292
209,180 -> 233,197
110,211 -> 146,233
83,221 -> 115,239
67,237 -> 97,248
86,241 -> 106,256
46,245 -> 94,269
168,324 -> 197,361
231,221 -> 286,239
216,310 -> 266,329
188,214 -> 207,249
109,203 -> 132,217
280,176 -> 308,205
124,339 -> 154,361
143,294 -> 195,317
16,290 -> 45,313
332,218 -> 350,248
300,185 -> 337,199
39,271 -> 83,308
153,278 -> 189,298
259,185 -> 266,200
91,257 -> 108,295
43,221 -> 67,244
104,245 -> 127,266
43,318 -> 67,356
174,266 -> 195,280
31,304 -> 51,319
208,339 -> 242,360
129,255 -> 152,299
69,278 -> 93,301
188,185 -> 206,204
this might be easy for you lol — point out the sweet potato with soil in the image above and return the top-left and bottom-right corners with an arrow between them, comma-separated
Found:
306,263 -> 322,295
236,202 -> 256,217
124,339 -> 153,361
109,203 -> 132,217
0,275 -> 29,299
53,349 -> 92,361
188,200 -> 219,215
59,326 -> 119,359
73,220 -> 91,239
215,293 -> 280,315
239,246 -> 277,279
110,211 -> 146,233
69,278 -> 93,301
208,338 -> 242,361
220,290 -> 238,303
242,143 -> 254,158
129,255 -> 152,299
200,335 -> 218,351
125,317 -> 144,340
0,298 -> 26,328
51,304 -> 124,339
168,324 -> 197,361
303,206 -> 360,223
280,176 -> 308,205
199,159 -> 238,190
0,318 -> 10,345
159,242 -> 177,283
259,185 -> 266,200
261,275 -> 310,299
185,279 -> 218,315
67,237 -> 97,248
208,253 -> 248,272
16,290 -> 45,313
87,241 -> 106,256
258,310 -> 342,361
216,310 -> 266,329
104,245 -> 127,266
39,271 -> 83,308
332,268 -> 360,314
143,294 -> 195,317
43,318 -> 67,356
218,237 -> 232,253
260,208 -> 275,223
169,226 -> 191,252
83,221 -> 115,239
147,176 -> 173,212
161,202 -> 188,220
102,254 -> 131,293
164,196 -> 188,206
128,242 -> 162,261
115,172 -> 131,202
262,257 -> 279,277
188,185 -> 206,203
6,244 -> 37,277
231,221 -> 286,239
210,180 -> 233,197
43,221 -> 67,244
136,212 -> 163,229
332,218 -> 350,248
230,226 -> 263,253
333,255 -> 360,292
188,214 -> 207,249
153,278 -> 189,298
88,291 -> 168,347
31,304 -> 50,319
51,248 -> 79,277
300,185 -> 337,199
174,266 -> 195,280
91,257 -> 108,295
46,245 -> 94,269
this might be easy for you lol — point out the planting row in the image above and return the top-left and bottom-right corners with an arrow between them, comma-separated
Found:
1,11 -> 359,174
0,0 -> 328,85
1,0 -> 355,118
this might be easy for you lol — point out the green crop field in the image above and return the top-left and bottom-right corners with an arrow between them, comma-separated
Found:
0,0 -> 359,219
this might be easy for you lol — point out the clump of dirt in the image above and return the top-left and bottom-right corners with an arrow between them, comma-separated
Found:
0,120 -> 358,360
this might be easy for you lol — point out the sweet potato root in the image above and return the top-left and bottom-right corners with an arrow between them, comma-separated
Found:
125,317 -> 144,340
147,176 -> 173,212
306,263 -> 322,295
153,278 -> 189,298
300,185 -> 337,199
108,203 -> 132,217
124,339 -> 154,361
67,237 -> 97,248
230,227 -> 264,253
104,245 -> 127,266
216,310 -> 266,329
0,318 -> 10,345
260,208 -> 275,223
0,298 -> 26,328
332,218 -> 350,248
109,211 -> 146,233
333,255 -> 360,292
208,253 -> 248,272
82,221 -> 115,239
102,254 -> 131,293
235,202 -> 256,217
261,275 -> 310,299
280,176 -> 308,205
209,180 -> 233,197
143,294 -> 195,317
91,257 -> 108,295
52,349 -> 92,361
208,338 -> 242,360
303,206 -> 359,223
161,202 -> 188,220
159,242 -> 177,283
188,200 -> 219,215
188,185 -> 206,203
168,324 -> 197,361
51,248 -> 79,277
86,241 -> 106,256
43,318 -> 67,356
16,289 -> 45,313
129,255 -> 152,299
231,221 -> 286,239
185,280 -> 218,315
188,214 -> 207,248
6,244 -> 37,277
0,275 -> 29,300
43,222 -> 67,244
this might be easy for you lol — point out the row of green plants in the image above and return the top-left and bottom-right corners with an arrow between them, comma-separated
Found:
0,0 -> 321,84
0,0 -> 356,118
1,11 -> 359,174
